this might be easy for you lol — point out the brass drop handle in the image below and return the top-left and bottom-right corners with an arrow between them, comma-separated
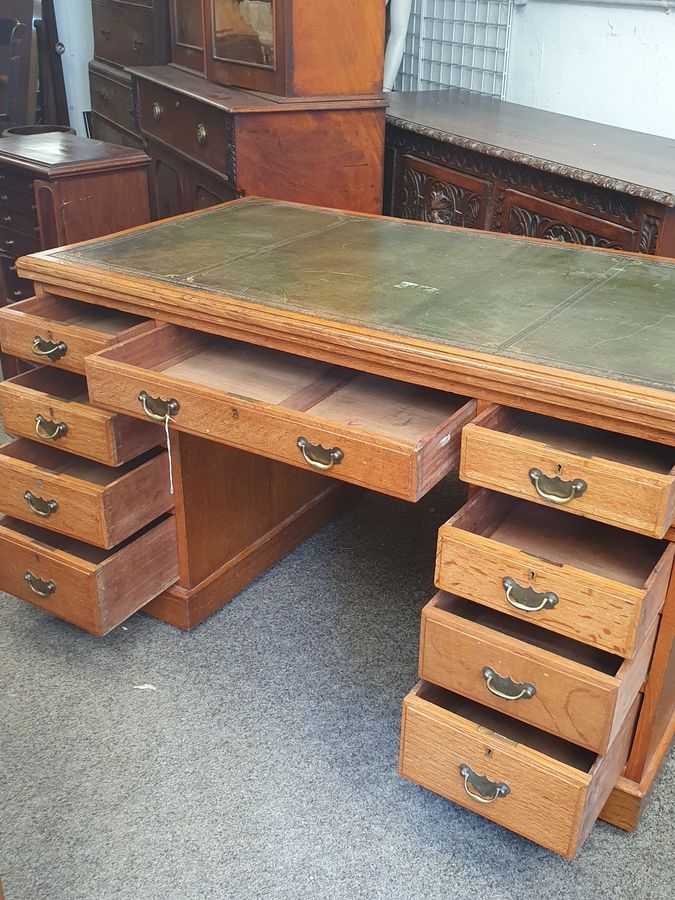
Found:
4,238 -> 14,246
482,667 -> 536,701
24,490 -> 58,518
138,390 -> 180,422
196,123 -> 207,146
32,335 -> 67,361
503,576 -> 559,613
35,414 -> 68,441
131,38 -> 144,51
297,436 -> 344,471
529,466 -> 587,505
101,28 -> 111,39
24,571 -> 56,598
95,89 -> 109,104
152,101 -> 162,121
3,214 -> 11,223
459,764 -> 510,804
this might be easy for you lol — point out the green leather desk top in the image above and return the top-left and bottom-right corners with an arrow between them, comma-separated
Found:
40,198 -> 675,395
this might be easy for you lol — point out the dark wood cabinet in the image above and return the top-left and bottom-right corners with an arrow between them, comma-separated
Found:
386,90 -> 675,257
171,0 -> 384,98
0,131 -> 151,375
88,0 -> 170,148
132,65 -> 385,216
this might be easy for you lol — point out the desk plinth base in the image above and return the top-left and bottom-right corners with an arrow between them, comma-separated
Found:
143,432 -> 357,630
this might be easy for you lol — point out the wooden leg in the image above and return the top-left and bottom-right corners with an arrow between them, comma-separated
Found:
144,433 -> 356,629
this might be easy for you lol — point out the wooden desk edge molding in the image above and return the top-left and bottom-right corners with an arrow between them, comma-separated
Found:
2,197 -> 673,856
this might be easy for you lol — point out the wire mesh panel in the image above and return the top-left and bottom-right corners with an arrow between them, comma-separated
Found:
396,0 -> 513,97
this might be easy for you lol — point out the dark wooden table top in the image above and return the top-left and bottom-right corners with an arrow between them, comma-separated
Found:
0,132 -> 149,176
387,90 -> 675,206
36,198 -> 675,397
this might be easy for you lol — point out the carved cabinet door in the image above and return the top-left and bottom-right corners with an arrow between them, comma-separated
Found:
496,190 -> 638,252
394,156 -> 491,230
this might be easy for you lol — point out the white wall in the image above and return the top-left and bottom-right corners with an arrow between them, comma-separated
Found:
53,0 -> 93,133
506,0 -> 675,138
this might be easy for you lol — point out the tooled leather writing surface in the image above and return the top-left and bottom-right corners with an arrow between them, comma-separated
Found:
47,198 -> 675,393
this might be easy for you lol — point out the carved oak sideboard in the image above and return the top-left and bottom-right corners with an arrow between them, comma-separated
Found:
385,90 -> 675,256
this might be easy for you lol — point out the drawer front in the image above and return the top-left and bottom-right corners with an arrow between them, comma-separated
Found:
419,593 -> 658,753
92,1 -> 157,67
0,515 -> 179,635
0,170 -> 34,196
0,225 -> 39,258
86,325 -> 475,501
0,295 -> 154,374
500,190 -> 637,251
0,206 -> 39,240
400,684 -> 638,858
0,368 -> 163,466
0,440 -> 173,548
89,67 -> 136,134
89,112 -> 144,151
137,80 -> 232,180
461,407 -> 675,539
1,257 -> 33,303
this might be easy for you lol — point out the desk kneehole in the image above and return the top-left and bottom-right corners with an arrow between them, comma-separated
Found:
85,323 -> 476,501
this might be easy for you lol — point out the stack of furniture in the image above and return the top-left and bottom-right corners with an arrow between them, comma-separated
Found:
385,90 -> 675,255
90,0 -> 386,216
88,0 -> 170,149
2,198 -> 672,855
0,131 -> 151,375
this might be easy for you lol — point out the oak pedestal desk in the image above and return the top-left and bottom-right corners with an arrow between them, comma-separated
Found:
1,199 -> 674,858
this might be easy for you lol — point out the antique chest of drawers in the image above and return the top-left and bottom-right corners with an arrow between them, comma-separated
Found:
0,132 -> 151,376
385,90 -> 675,257
3,199 -> 673,857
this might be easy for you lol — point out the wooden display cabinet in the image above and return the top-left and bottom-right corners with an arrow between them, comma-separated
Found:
171,0 -> 384,98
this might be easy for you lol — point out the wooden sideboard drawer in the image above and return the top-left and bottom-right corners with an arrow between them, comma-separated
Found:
399,682 -> 639,859
461,405 -> 675,538
92,0 -> 156,68
0,368 -> 163,466
420,592 -> 658,753
0,439 -> 173,549
0,207 -> 39,240
0,257 -> 33,303
0,226 -> 39,258
435,490 -> 673,657
86,325 -> 476,501
89,65 -> 135,135
0,295 -> 154,374
137,80 -> 233,180
0,170 -> 34,195
0,515 -> 178,635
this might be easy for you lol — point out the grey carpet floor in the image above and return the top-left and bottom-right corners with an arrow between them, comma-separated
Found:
0,415 -> 673,900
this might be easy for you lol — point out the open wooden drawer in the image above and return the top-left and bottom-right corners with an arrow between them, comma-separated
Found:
0,294 -> 154,374
0,515 -> 178,635
0,439 -> 173,549
85,324 -> 476,501
435,490 -> 673,657
399,682 -> 640,859
0,367 -> 163,466
460,405 -> 675,538
420,592 -> 658,753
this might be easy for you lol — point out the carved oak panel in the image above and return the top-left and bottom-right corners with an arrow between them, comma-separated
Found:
396,155 -> 490,229
499,191 -> 637,252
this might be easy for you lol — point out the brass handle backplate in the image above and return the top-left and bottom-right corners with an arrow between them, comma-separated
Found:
459,764 -> 510,804
35,414 -> 68,441
152,101 -> 162,120
24,571 -> 56,598
138,390 -> 180,422
196,123 -> 207,146
24,490 -> 58,518
32,334 -> 67,361
482,667 -> 536,701
503,576 -> 559,613
529,466 -> 587,505
297,436 -> 344,471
